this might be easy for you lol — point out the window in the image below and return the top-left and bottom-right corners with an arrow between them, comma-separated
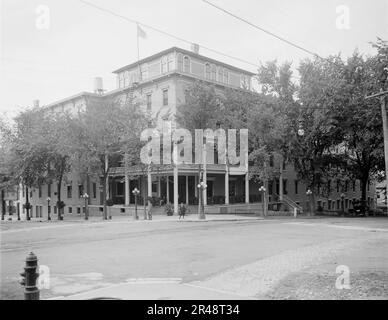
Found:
294,180 -> 299,194
78,184 -> 84,198
167,54 -> 174,71
67,185 -> 72,199
118,73 -> 124,88
283,179 -> 288,195
93,183 -> 97,199
211,64 -> 216,80
177,53 -> 183,71
146,94 -> 152,111
68,207 -> 72,214
218,67 -> 223,82
140,65 -> 148,80
48,183 -> 51,197
163,89 -> 168,106
336,180 -> 340,193
352,180 -> 356,192
223,69 -> 229,83
183,56 -> 190,73
77,207 -> 81,214
205,63 -> 211,79
54,206 -> 57,214
161,56 -> 168,74
38,185 -> 42,198
124,71 -> 130,87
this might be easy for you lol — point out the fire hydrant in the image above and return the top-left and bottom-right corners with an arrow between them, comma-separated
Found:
20,252 -> 40,300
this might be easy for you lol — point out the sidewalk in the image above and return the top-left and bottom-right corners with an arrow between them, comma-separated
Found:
0,214 -> 263,232
51,280 -> 252,300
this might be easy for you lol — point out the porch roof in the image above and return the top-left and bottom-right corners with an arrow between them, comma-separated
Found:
109,164 -> 247,177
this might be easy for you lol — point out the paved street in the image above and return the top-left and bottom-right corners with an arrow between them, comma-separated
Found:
1,215 -> 388,300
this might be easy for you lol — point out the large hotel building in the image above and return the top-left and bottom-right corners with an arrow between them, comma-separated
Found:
0,46 -> 377,219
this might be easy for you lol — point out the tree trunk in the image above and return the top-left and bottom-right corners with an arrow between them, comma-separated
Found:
360,177 -> 368,205
57,178 -> 63,220
26,186 -> 30,220
310,192 -> 316,216
103,173 -> 108,220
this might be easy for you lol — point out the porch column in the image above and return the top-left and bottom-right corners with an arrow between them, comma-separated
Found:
203,144 -> 207,206
174,165 -> 178,214
105,154 -> 109,200
245,173 -> 249,204
166,176 -> 170,203
157,176 -> 161,197
194,175 -> 198,197
185,175 -> 189,205
147,166 -> 152,201
279,170 -> 284,201
225,167 -> 229,205
125,175 -> 130,206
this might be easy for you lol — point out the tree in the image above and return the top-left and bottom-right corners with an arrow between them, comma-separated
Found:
69,95 -> 149,220
0,108 -> 51,219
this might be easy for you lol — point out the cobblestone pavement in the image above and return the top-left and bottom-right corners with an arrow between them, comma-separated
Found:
191,233 -> 388,300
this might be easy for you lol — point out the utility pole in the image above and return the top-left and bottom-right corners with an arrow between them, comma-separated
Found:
366,89 -> 388,214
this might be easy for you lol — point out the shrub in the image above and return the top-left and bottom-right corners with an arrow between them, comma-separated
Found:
23,202 -> 32,210
56,201 -> 66,209
164,203 -> 174,216
106,199 -> 114,207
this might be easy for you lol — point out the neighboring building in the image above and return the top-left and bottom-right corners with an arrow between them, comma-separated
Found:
8,46 -> 376,220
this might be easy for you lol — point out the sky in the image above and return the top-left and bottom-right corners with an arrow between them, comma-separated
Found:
0,0 -> 387,118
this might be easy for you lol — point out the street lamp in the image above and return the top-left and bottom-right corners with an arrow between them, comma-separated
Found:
81,193 -> 89,220
259,186 -> 267,217
132,188 -> 140,220
306,189 -> 313,216
46,197 -> 51,221
340,193 -> 345,216
197,181 -> 207,220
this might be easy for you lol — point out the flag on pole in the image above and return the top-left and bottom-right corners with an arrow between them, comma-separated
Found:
137,24 -> 147,39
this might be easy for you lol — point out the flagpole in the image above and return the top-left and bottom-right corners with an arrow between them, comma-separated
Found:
137,24 -> 140,80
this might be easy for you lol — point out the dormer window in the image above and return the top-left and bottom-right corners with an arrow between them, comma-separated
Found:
168,54 -> 174,71
223,69 -> 229,84
211,64 -> 216,81
177,53 -> 183,71
218,67 -> 223,82
161,56 -> 168,74
205,63 -> 211,79
183,56 -> 191,73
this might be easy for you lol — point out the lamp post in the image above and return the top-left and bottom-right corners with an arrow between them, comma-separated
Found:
306,189 -> 313,216
46,197 -> 51,221
197,181 -> 207,220
340,193 -> 345,216
259,186 -> 267,217
81,193 -> 89,220
132,188 -> 140,220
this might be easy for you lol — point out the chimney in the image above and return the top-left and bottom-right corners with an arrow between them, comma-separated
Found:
191,43 -> 200,54
93,77 -> 104,95
33,100 -> 40,108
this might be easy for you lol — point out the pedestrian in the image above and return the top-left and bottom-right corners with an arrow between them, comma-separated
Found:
179,203 -> 187,219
